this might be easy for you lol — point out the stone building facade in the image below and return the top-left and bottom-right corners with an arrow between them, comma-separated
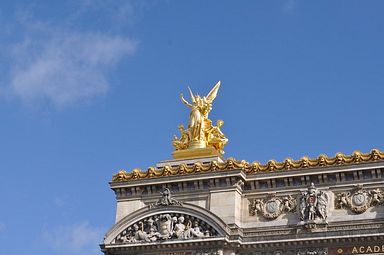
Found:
100,84 -> 384,255
100,150 -> 384,255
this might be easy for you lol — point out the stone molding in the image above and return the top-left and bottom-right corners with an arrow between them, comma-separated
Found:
111,163 -> 384,202
101,220 -> 384,254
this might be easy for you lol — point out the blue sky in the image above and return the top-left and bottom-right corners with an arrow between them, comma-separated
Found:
0,1 -> 383,254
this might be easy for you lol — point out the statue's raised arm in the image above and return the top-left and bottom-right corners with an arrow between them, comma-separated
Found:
180,93 -> 192,108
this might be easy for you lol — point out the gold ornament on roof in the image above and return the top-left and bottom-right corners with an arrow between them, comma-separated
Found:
112,149 -> 384,182
172,81 -> 228,159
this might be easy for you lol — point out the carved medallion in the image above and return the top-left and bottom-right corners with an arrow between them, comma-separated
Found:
352,192 -> 366,206
249,194 -> 296,220
265,200 -> 280,214
335,186 -> 383,214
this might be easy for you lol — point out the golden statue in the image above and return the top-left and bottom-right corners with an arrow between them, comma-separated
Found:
172,81 -> 228,159
172,124 -> 189,150
206,120 -> 228,154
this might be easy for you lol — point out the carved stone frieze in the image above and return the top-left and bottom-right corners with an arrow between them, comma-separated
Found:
114,212 -> 219,244
251,251 -> 296,255
243,229 -> 294,237
249,194 -> 297,219
335,186 -> 383,213
296,248 -> 327,255
243,248 -> 327,255
196,249 -> 223,255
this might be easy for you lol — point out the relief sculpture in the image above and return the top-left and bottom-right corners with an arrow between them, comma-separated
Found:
114,188 -> 218,244
335,185 -> 383,213
195,250 -> 223,255
298,183 -> 328,230
114,213 -> 218,244
296,248 -> 328,255
249,194 -> 297,219
299,183 -> 328,222
149,188 -> 183,208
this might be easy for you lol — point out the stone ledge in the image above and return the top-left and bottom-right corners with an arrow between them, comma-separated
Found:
157,156 -> 224,168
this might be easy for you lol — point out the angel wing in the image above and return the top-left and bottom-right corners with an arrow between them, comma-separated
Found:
205,81 -> 221,103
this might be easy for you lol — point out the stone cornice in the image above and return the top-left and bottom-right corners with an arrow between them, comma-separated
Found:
112,149 -> 384,182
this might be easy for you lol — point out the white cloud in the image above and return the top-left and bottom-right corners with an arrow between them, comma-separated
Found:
42,221 -> 105,255
9,30 -> 137,108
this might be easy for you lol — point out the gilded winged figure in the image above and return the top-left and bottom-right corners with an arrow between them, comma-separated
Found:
174,81 -> 228,154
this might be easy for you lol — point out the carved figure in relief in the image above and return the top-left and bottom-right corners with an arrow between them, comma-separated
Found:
147,227 -> 162,241
370,188 -> 383,205
118,230 -> 136,243
190,221 -> 205,237
115,213 -> 217,243
297,249 -> 328,255
160,188 -> 172,205
250,199 -> 263,216
133,223 -> 150,242
335,186 -> 383,213
215,250 -> 224,255
336,192 -> 349,209
146,217 -> 157,232
159,214 -> 173,239
299,183 -> 328,222
115,211 -> 218,244
249,195 -> 297,220
283,195 -> 296,212
150,188 -> 182,207
172,216 -> 178,228
308,205 -> 316,220
317,192 -> 328,220
299,195 -> 307,220
174,216 -> 186,239
196,250 -> 224,255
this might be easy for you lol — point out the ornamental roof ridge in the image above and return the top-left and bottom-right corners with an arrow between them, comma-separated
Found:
112,149 -> 384,182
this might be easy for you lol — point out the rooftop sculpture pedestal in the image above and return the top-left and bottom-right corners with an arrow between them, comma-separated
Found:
172,146 -> 224,161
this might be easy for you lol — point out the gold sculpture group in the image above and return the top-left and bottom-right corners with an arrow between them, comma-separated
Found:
172,81 -> 228,158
